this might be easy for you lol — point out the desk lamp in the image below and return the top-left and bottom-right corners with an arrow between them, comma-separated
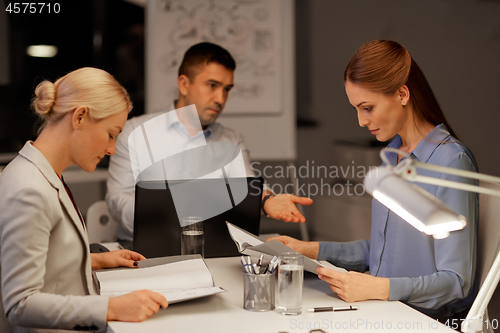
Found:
364,148 -> 500,333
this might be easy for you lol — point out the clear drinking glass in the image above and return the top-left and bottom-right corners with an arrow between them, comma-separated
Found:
277,252 -> 304,315
180,216 -> 204,257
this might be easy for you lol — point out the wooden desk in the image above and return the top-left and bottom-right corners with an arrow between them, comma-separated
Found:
107,257 -> 455,333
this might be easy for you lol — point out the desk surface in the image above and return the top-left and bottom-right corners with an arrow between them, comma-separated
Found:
108,257 -> 455,333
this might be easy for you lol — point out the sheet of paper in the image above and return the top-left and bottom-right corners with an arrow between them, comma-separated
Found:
95,258 -> 213,294
319,260 -> 347,273
226,222 -> 347,275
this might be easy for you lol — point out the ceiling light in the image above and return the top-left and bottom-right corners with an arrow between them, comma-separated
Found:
26,45 -> 58,58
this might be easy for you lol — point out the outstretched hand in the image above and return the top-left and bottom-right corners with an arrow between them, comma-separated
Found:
264,194 -> 313,223
91,249 -> 146,270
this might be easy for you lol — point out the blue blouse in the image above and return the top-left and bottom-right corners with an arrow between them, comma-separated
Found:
318,124 -> 478,317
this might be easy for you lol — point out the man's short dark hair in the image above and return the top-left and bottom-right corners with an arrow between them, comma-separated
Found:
178,42 -> 236,81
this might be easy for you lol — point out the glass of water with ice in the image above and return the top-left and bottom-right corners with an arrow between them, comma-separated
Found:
180,216 -> 204,258
277,252 -> 304,315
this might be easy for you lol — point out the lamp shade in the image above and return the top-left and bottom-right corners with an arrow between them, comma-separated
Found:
364,166 -> 466,238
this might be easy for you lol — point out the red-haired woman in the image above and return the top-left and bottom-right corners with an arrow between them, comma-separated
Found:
271,40 -> 477,320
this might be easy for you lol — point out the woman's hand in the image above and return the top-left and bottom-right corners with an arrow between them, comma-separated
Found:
317,267 -> 390,303
107,290 -> 168,322
264,194 -> 313,223
267,235 -> 319,259
91,250 -> 146,270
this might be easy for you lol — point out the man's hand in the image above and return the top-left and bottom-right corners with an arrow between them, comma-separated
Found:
264,194 -> 313,223
107,290 -> 168,322
91,250 -> 146,270
317,267 -> 390,303
267,235 -> 319,259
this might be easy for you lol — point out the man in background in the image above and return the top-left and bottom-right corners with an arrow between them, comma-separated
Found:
106,42 -> 312,242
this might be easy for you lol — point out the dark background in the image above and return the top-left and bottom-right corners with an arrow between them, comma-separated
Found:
0,0 -> 144,154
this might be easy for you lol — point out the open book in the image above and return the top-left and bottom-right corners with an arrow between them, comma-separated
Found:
93,255 -> 225,304
226,221 -> 346,274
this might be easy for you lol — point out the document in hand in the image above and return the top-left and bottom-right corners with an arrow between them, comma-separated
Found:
226,221 -> 346,274
94,255 -> 225,303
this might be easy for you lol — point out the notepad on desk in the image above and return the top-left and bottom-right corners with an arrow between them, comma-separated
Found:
94,255 -> 225,303
226,221 -> 346,274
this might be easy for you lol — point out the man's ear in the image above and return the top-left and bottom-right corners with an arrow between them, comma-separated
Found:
398,85 -> 410,106
72,106 -> 89,130
178,75 -> 190,96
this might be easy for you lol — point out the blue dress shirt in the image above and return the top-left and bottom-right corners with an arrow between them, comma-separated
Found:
318,124 -> 478,317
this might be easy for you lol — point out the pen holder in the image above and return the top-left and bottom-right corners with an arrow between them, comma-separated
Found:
243,271 -> 276,312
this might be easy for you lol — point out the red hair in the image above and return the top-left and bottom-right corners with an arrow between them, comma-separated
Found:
344,40 -> 458,139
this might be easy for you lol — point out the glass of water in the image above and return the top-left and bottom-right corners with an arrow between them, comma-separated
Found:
277,252 -> 304,315
180,216 -> 204,257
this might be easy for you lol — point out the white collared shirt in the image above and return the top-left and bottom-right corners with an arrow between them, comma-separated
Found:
106,102 -> 256,241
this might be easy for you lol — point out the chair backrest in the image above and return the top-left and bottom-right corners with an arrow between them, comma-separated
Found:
476,181 -> 500,332
86,200 -> 119,244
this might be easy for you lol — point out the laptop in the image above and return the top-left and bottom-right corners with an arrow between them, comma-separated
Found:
132,177 -> 263,258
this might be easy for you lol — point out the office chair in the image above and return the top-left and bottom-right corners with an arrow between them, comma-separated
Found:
85,200 -> 119,244
476,181 -> 500,333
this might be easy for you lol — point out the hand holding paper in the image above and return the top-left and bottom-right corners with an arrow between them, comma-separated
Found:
226,222 -> 346,274
266,235 -> 319,260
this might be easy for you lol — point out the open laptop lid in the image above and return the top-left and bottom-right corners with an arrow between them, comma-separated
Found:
133,177 -> 263,258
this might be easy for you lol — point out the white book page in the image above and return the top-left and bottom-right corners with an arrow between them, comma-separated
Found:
157,287 -> 225,304
226,221 -> 263,251
100,286 -> 225,304
319,260 -> 347,273
95,258 -> 213,294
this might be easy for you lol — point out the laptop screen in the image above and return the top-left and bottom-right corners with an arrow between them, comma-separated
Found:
133,177 -> 263,258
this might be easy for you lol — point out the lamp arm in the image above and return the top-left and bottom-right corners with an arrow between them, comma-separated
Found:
411,160 -> 500,185
380,147 -> 500,187
379,147 -> 500,332
461,251 -> 500,332
402,174 -> 500,198
405,168 -> 500,332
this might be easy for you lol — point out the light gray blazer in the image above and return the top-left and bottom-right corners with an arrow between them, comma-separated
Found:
0,142 -> 109,333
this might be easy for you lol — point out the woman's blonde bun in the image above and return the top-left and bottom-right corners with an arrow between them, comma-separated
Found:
32,80 -> 57,117
31,67 -> 132,134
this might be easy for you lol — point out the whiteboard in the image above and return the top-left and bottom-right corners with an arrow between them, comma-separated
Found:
146,0 -> 296,161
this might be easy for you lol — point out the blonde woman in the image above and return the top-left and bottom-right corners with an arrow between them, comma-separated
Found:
0,67 -> 167,333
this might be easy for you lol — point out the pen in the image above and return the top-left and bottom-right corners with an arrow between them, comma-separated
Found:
257,255 -> 264,268
307,306 -> 358,313
265,256 -> 279,274
240,256 -> 253,274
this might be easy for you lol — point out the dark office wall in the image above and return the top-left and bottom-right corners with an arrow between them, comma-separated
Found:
0,1 -> 95,152
0,0 -> 144,155
295,0 -> 500,177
